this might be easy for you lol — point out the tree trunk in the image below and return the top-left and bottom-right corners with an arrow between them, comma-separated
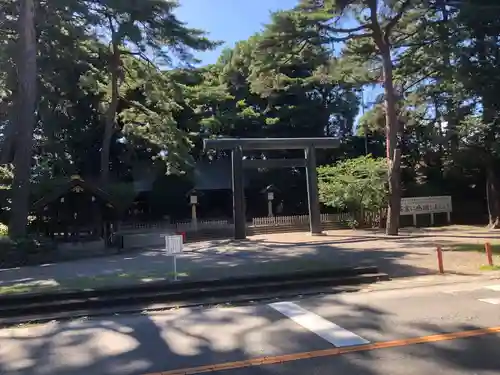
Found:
380,46 -> 402,236
438,0 -> 458,155
479,34 -> 499,228
0,115 -> 16,164
1,45 -> 20,164
9,0 -> 37,238
486,165 -> 500,229
100,38 -> 120,185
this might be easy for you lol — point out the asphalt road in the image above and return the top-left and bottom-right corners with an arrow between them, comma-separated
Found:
1,277 -> 500,375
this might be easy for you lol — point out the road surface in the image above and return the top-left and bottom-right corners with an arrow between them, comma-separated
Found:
1,277 -> 500,374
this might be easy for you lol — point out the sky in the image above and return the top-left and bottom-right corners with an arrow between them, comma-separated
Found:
175,0 -> 300,65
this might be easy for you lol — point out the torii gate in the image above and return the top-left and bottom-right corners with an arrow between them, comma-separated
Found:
203,137 -> 340,240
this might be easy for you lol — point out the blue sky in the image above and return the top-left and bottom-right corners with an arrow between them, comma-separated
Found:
175,0 -> 299,65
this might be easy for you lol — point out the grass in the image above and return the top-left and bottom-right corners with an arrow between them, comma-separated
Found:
479,265 -> 500,271
0,284 -> 57,295
0,252 -> 362,297
0,270 -> 190,296
0,257 -> 341,296
450,243 -> 500,254
439,243 -> 500,272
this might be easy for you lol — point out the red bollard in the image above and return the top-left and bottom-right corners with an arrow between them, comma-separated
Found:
437,246 -> 444,274
485,242 -> 494,266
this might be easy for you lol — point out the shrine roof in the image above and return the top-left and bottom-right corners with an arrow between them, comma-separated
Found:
32,176 -> 119,211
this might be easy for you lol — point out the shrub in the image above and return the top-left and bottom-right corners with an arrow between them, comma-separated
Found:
0,223 -> 7,237
13,237 -> 54,255
317,155 -> 388,217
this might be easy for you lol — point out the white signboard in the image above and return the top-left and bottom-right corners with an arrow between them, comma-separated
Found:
165,235 -> 183,255
165,235 -> 184,281
400,196 -> 452,215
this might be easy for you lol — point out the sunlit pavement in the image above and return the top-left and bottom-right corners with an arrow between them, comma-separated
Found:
1,278 -> 500,375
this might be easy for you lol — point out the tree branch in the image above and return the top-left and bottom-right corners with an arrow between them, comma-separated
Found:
280,39 -> 308,66
330,32 -> 374,42
120,49 -> 158,69
328,24 -> 371,34
384,0 -> 412,37
106,14 -> 116,36
367,0 -> 384,50
402,70 -> 438,93
397,39 -> 441,48
391,28 -> 425,45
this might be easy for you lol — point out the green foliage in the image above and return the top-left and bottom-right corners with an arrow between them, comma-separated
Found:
0,164 -> 12,187
250,10 -> 360,138
0,223 -> 8,236
318,156 -> 388,213
0,164 -> 12,213
356,104 -> 385,136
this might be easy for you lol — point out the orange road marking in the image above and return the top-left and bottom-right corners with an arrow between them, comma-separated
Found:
145,326 -> 500,375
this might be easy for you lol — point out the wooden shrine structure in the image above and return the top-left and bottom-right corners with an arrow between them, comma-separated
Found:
32,175 -> 119,245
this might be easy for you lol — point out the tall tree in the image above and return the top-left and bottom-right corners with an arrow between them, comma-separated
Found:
79,0 -> 216,184
9,0 -> 37,238
296,0 -> 414,234
251,10 -> 359,140
453,0 -> 500,227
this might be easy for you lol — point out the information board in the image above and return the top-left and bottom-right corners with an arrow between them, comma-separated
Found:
165,235 -> 184,281
400,196 -> 452,226
400,196 -> 452,215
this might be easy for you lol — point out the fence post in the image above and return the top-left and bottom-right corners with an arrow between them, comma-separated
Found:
436,246 -> 444,274
485,242 -> 494,266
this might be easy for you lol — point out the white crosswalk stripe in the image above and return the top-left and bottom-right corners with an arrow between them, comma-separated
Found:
268,301 -> 370,347
444,284 -> 500,305
484,284 -> 500,292
478,298 -> 500,305
477,284 -> 500,305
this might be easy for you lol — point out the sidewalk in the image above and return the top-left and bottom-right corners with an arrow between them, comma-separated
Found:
0,226 -> 499,295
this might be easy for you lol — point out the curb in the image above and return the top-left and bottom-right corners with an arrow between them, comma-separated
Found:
358,272 -> 500,293
0,266 -> 380,305
0,268 -> 388,326
0,284 -> 363,327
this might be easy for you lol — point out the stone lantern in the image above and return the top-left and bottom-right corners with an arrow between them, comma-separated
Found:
187,189 -> 201,230
261,185 -> 278,217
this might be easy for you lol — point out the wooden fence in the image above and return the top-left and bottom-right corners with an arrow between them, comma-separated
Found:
120,212 -> 373,234
118,211 -> 383,245
175,219 -> 233,231
247,213 -> 354,235
251,213 -> 352,227
120,219 -> 232,233
120,220 -> 174,233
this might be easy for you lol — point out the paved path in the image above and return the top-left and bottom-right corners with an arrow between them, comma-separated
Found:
1,276 -> 500,374
1,226 -> 500,293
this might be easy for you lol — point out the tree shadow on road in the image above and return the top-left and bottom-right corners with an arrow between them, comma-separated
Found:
0,298 -> 389,375
0,290 -> 499,375
0,302 -> 343,375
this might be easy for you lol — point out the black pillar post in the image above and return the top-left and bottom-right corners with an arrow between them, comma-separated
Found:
305,146 -> 322,235
232,146 -> 246,240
